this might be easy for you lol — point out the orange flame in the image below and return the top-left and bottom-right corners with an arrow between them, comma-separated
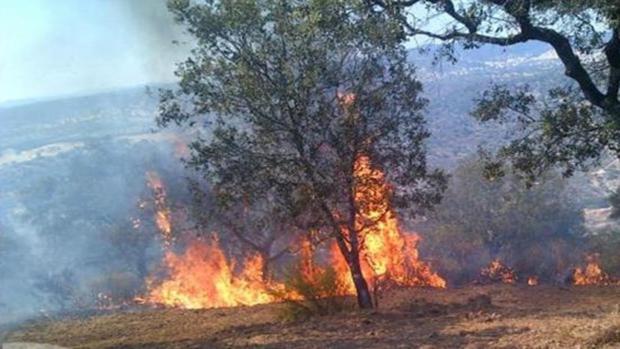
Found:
480,259 -> 517,284
573,254 -> 613,286
146,171 -> 173,246
141,238 -> 281,308
140,155 -> 444,309
527,276 -> 539,286
332,156 -> 446,291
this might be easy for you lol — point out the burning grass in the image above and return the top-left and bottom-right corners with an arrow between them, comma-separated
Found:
573,254 -> 617,286
6,285 -> 620,349
478,259 -> 517,285
137,238 -> 281,309
137,156 -> 445,311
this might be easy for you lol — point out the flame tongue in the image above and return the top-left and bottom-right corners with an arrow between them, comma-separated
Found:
140,155 -> 445,310
333,156 -> 446,291
573,254 -> 613,286
146,171 -> 173,247
143,239 -> 279,309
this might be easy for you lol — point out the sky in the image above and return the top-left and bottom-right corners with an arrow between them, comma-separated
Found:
0,0 -> 189,104
0,0 -> 448,105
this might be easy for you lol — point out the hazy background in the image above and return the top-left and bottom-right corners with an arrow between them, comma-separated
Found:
0,0 -> 187,105
1,0 -> 618,327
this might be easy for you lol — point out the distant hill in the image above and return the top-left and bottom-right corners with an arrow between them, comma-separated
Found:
1,41 -> 619,325
411,42 -> 565,168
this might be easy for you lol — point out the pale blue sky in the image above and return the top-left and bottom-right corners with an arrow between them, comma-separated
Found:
0,0 -> 188,104
0,1 -> 445,105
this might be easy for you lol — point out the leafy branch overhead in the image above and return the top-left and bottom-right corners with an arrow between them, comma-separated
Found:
158,0 -> 446,309
369,0 -> 620,179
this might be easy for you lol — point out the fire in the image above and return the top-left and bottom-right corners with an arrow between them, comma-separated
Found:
140,155 -> 444,310
480,259 -> 517,284
573,254 -> 613,286
527,276 -> 539,286
146,171 -> 173,246
141,238 -> 281,308
332,156 -> 446,291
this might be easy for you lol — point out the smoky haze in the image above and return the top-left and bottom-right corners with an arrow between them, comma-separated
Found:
0,0 -> 194,326
0,1 -> 616,336
0,0 -> 189,105
0,88 -> 190,325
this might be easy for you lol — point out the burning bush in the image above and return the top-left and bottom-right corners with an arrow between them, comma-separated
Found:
573,254 -> 615,286
479,259 -> 517,284
156,0 -> 446,309
138,156 -> 446,310
276,261 -> 353,321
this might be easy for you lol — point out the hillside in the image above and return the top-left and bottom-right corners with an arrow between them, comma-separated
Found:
0,43 -> 615,326
5,285 -> 620,348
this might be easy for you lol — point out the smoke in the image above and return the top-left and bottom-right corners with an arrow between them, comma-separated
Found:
115,0 -> 192,86
0,1 -> 195,326
0,90 -> 191,326
0,0 -> 191,104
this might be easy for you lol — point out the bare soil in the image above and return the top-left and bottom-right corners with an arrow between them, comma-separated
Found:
4,284 -> 620,348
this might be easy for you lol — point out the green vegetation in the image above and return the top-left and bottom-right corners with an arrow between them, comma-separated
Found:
370,0 -> 620,180
423,156 -> 584,283
158,0 -> 445,308
276,264 -> 353,321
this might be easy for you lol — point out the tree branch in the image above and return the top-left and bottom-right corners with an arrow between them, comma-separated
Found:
605,29 -> 620,101
381,0 -> 615,110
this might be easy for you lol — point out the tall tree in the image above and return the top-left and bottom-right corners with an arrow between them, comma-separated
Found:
369,0 -> 620,180
159,0 -> 445,308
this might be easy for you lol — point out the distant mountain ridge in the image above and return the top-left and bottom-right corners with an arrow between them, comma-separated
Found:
0,42 -> 616,324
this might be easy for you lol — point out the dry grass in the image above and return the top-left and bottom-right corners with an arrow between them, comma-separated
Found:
4,284 -> 620,348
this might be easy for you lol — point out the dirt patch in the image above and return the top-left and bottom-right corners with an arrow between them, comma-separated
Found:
5,285 -> 620,348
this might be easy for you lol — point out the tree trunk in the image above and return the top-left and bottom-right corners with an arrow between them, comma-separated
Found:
320,200 -> 374,309
347,248 -> 374,309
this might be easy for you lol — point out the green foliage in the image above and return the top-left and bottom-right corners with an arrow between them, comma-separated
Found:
423,155 -> 584,282
159,0 -> 446,307
275,264 -> 353,321
373,0 -> 620,180
473,85 -> 619,182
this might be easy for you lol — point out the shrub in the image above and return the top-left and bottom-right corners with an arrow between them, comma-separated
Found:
274,264 -> 354,321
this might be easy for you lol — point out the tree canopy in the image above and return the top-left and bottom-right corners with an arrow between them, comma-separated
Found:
369,0 -> 620,180
159,0 -> 445,308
